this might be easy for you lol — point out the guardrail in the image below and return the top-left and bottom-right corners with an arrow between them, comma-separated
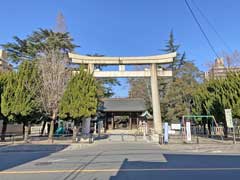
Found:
0,134 -> 16,144
0,133 -> 96,144
30,133 -> 95,143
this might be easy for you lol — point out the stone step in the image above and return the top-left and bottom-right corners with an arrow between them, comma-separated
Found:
108,134 -> 147,142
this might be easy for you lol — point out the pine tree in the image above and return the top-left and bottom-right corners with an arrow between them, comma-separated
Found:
2,29 -> 77,141
160,31 -> 202,123
59,67 -> 98,142
162,31 -> 186,71
1,72 -> 17,121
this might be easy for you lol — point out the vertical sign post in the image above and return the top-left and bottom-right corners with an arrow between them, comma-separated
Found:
98,121 -> 103,137
225,109 -> 236,144
186,121 -> 191,142
225,109 -> 233,128
164,122 -> 169,144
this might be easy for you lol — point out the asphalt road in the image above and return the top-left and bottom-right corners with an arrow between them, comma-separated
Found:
1,142 -> 240,180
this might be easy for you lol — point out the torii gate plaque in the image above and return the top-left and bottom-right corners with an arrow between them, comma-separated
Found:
68,52 -> 176,137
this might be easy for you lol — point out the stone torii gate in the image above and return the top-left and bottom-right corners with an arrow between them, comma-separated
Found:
68,52 -> 176,137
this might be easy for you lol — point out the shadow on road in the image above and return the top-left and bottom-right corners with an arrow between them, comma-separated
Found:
0,144 -> 68,171
94,134 -> 109,140
110,154 -> 240,180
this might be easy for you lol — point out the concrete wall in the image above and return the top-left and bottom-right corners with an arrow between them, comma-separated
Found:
0,121 -> 23,135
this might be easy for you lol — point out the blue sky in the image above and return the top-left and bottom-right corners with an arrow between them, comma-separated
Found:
1,0 -> 240,97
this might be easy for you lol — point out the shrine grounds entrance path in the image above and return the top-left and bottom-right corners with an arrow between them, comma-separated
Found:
1,141 -> 240,180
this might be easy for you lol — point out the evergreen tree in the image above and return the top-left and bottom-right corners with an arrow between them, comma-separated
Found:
59,67 -> 98,142
162,30 -> 186,71
160,31 -> 202,122
162,62 -> 201,122
192,72 -> 240,136
1,72 -> 17,122
2,29 -> 77,141
159,31 -> 185,101
2,29 -> 77,62
1,61 -> 40,142
16,61 -> 40,142
0,72 -> 12,141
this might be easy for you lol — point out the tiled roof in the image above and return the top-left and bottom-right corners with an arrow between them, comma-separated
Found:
102,98 -> 146,112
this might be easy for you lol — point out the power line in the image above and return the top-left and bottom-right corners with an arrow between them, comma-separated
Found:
184,0 -> 220,58
191,0 -> 232,53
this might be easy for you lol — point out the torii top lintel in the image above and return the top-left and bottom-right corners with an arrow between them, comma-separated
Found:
68,52 -> 176,65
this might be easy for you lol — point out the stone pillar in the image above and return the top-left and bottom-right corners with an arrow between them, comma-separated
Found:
137,115 -> 139,127
105,113 -> 108,131
88,63 -> 94,73
119,65 -> 125,71
82,117 -> 91,134
150,63 -> 162,135
129,113 -> 132,130
111,113 -> 114,129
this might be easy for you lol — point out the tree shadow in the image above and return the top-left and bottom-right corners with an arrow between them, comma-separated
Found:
0,144 -> 68,171
109,154 -> 240,180
94,134 -> 109,140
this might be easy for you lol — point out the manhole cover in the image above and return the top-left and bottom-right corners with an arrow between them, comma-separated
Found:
35,162 -> 52,166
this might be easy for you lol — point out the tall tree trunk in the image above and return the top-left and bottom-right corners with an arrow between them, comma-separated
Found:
40,121 -> 47,136
48,111 -> 57,142
1,118 -> 8,141
223,120 -> 228,138
28,122 -> 31,135
23,122 -> 26,139
24,121 -> 31,143
207,120 -> 212,137
203,119 -> 206,135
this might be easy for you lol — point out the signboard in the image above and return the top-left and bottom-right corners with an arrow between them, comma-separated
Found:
186,121 -> 191,142
171,123 -> 181,130
225,109 -> 233,128
164,122 -> 169,144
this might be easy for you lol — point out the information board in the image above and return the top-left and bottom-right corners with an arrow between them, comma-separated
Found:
186,121 -> 191,142
164,122 -> 169,143
225,109 -> 233,128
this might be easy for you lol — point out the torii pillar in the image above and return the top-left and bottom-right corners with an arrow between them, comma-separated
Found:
150,63 -> 162,136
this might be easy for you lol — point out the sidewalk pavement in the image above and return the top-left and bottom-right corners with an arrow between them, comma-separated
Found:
0,138 -> 99,152
160,143 -> 240,154
1,134 -> 240,154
